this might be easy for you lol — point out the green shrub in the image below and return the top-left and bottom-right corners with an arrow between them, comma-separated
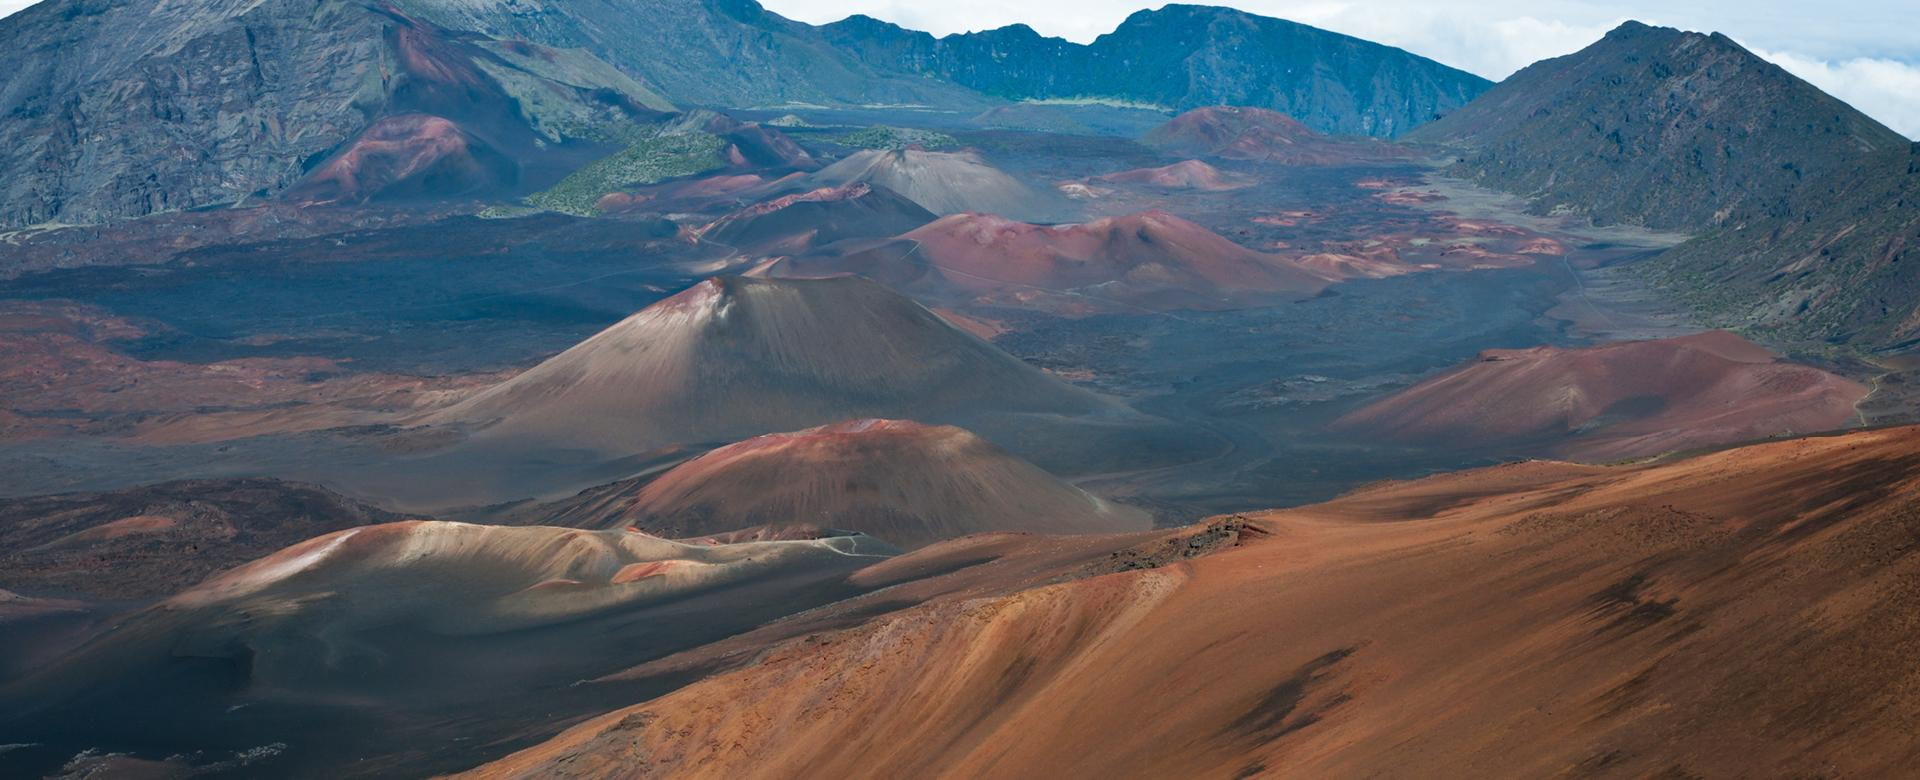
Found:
525,131 -> 728,216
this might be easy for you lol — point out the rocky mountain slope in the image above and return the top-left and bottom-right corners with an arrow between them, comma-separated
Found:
0,0 -> 1489,228
0,0 -> 672,227
1408,21 -> 1909,231
1640,142 -> 1920,349
387,0 -> 985,110
823,4 -> 1490,137
1410,21 -> 1920,350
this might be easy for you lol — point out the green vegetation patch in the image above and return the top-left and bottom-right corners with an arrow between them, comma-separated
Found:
833,125 -> 958,151
525,131 -> 728,216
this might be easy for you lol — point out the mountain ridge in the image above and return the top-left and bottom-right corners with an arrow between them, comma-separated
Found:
1407,20 -> 1920,350
0,0 -> 1490,227
1407,20 -> 1909,230
822,4 -> 1491,137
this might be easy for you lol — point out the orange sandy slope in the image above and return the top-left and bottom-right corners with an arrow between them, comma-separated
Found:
1334,330 -> 1868,460
463,424 -> 1920,779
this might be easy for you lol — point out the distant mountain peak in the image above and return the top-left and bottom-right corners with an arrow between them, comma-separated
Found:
1409,14 -> 1920,350
1408,17 -> 1907,229
825,5 -> 1490,137
974,23 -> 1044,39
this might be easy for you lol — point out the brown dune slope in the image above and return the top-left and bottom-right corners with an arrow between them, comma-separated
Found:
1146,106 -> 1412,165
1097,159 -> 1252,191
773,211 -> 1338,313
803,148 -> 1065,221
1334,330 -> 1868,460
465,425 -> 1920,779
580,418 -> 1151,548
429,276 -> 1113,452
696,183 -> 935,256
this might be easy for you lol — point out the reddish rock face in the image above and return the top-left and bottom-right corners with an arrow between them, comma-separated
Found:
1334,330 -> 1869,460
288,114 -> 516,205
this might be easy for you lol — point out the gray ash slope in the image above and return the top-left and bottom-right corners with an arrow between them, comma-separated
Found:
430,275 -> 1118,453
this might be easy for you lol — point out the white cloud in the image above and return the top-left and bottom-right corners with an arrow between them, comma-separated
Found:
1239,7 -> 1628,79
1751,48 -> 1920,140
0,0 -> 37,17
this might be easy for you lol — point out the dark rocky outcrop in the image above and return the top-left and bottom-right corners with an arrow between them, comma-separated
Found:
1641,142 -> 1920,348
0,478 -> 406,600
0,0 -> 671,228
1410,21 -> 1920,350
1407,21 -> 1910,231
390,0 -> 987,112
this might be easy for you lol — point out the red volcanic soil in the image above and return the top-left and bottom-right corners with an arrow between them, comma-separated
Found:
1097,159 -> 1252,191
658,110 -> 816,173
600,174 -> 776,216
0,205 -> 466,279
0,301 -> 492,443
778,211 -> 1341,314
428,275 -> 1110,453
708,117 -> 817,172
463,425 -> 1920,778
694,183 -> 936,256
577,418 -> 1150,549
1333,330 -> 1868,460
288,114 -> 516,205
1145,106 -> 1413,165
0,478 -> 405,600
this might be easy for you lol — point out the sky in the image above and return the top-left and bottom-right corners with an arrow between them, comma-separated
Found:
1,0 -> 1913,137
